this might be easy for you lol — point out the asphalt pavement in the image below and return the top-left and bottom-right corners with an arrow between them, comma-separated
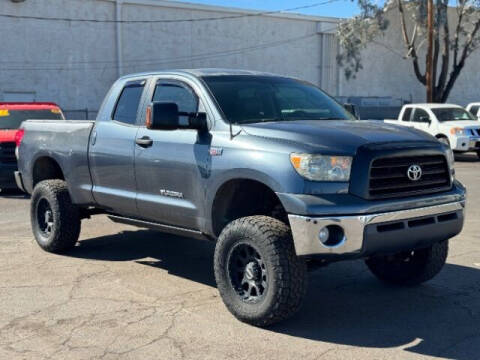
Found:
0,154 -> 479,359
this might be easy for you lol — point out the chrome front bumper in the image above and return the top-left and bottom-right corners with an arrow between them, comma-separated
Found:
288,201 -> 465,256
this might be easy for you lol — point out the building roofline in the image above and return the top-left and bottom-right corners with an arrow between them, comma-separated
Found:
99,0 -> 342,23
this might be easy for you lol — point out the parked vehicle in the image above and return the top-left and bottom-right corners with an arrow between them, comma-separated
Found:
16,70 -> 465,326
0,102 -> 64,191
385,103 -> 480,157
466,103 -> 480,119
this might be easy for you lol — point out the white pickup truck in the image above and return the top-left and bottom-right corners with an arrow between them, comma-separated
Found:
386,104 -> 480,157
466,103 -> 480,119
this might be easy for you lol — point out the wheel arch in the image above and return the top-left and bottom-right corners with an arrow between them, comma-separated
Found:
210,174 -> 287,237
31,156 -> 65,188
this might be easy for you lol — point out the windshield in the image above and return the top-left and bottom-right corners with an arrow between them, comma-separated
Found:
431,108 -> 476,122
202,75 -> 354,124
0,109 -> 64,129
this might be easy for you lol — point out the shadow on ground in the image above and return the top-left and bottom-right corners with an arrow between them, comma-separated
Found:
455,153 -> 479,162
0,189 -> 29,199
68,230 -> 479,359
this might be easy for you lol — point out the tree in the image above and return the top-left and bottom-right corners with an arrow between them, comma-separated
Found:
337,0 -> 480,102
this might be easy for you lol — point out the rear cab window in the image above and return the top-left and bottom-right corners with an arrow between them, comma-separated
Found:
112,81 -> 146,125
402,108 -> 412,121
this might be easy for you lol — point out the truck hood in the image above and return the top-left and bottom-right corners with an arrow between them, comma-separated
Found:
241,120 -> 435,154
438,120 -> 480,128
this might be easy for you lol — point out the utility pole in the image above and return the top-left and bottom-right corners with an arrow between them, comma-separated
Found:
426,0 -> 434,102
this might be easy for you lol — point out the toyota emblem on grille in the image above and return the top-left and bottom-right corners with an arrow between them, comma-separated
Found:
407,164 -> 422,181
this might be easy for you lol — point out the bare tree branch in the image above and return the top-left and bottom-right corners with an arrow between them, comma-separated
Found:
442,19 -> 480,102
337,0 -> 480,102
397,0 -> 426,84
453,0 -> 468,66
436,1 -> 450,101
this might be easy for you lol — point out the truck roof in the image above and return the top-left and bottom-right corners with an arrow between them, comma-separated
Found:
119,68 -> 286,81
0,102 -> 61,110
404,103 -> 463,110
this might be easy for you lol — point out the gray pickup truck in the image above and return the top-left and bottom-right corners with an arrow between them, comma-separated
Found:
16,69 -> 466,326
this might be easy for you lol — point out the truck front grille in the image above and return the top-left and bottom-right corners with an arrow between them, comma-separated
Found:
369,154 -> 451,198
0,142 -> 16,163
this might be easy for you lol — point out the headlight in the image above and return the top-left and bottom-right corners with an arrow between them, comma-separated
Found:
290,153 -> 352,181
450,127 -> 466,136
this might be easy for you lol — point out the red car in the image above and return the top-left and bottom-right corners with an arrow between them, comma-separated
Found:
0,102 -> 65,191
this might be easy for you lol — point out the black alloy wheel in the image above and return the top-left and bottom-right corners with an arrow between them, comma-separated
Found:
228,243 -> 268,303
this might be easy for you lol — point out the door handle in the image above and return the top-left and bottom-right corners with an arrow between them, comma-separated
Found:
91,130 -> 97,146
135,136 -> 153,147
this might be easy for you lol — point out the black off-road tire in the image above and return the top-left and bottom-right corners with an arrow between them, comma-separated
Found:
365,240 -> 448,286
476,150 -> 480,159
30,180 -> 81,253
214,216 -> 307,327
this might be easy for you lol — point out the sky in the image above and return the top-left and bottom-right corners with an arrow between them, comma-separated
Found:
174,0 -> 361,19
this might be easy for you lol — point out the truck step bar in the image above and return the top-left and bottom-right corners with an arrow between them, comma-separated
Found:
108,215 -> 211,241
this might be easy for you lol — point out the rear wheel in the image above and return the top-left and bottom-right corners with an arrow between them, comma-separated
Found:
214,216 -> 307,327
365,240 -> 448,286
31,180 -> 81,253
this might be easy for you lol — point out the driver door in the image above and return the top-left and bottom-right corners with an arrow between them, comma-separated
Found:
134,79 -> 211,230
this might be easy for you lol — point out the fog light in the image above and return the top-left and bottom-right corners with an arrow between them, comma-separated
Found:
319,225 -> 345,248
318,227 -> 329,243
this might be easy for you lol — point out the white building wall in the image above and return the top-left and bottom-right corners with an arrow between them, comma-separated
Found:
3,0 -> 476,113
0,0 -> 339,115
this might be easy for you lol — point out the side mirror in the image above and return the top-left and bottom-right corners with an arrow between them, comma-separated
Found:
147,102 -> 208,131
344,103 -> 359,119
189,112 -> 208,132
147,102 -> 180,130
419,116 -> 431,124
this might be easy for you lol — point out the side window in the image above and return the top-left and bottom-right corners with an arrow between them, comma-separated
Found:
471,106 -> 479,116
412,109 -> 430,122
153,83 -> 198,126
402,108 -> 412,121
112,82 -> 145,125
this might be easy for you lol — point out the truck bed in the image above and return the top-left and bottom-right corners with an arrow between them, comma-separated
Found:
18,120 -> 95,204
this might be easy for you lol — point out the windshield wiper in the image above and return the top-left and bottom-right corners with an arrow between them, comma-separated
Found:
316,117 -> 346,120
239,118 -> 285,124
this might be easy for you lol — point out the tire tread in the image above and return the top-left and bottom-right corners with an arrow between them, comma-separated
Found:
31,180 -> 81,253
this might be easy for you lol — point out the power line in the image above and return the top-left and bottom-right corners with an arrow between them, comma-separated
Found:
0,31 -> 337,71
0,0 -> 340,24
0,22 -> 339,67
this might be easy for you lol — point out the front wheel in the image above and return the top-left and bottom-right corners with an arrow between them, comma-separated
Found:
214,216 -> 307,327
31,180 -> 81,253
365,240 -> 448,286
